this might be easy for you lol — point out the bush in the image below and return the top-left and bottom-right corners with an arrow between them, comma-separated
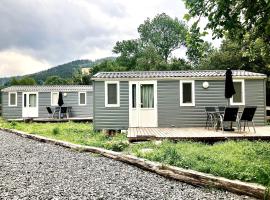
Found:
105,140 -> 129,152
10,121 -> 17,128
52,127 -> 60,135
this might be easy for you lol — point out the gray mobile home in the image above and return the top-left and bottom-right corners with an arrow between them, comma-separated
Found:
92,70 -> 267,131
1,85 -> 93,120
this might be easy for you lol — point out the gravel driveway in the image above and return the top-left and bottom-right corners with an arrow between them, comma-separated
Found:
0,130 -> 252,200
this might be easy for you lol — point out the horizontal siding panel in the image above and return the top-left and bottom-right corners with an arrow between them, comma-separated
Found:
93,81 -> 129,130
158,79 -> 266,127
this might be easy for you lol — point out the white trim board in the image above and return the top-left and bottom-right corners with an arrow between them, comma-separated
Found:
8,92 -> 17,107
230,79 -> 245,106
78,92 -> 87,106
180,80 -> 195,107
105,81 -> 120,107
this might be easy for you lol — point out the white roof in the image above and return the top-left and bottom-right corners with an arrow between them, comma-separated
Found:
1,85 -> 93,92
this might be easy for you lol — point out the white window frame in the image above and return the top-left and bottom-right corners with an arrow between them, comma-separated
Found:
51,92 -> 59,106
180,80 -> 195,107
8,92 -> 17,107
230,79 -> 245,106
78,92 -> 87,106
105,81 -> 120,107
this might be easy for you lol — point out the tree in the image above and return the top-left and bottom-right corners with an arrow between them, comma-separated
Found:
138,13 -> 187,62
183,0 -> 270,74
113,39 -> 141,70
44,76 -> 69,85
72,69 -> 92,85
198,38 -> 270,75
185,23 -> 214,67
135,45 -> 165,70
183,0 -> 270,41
10,77 -> 36,85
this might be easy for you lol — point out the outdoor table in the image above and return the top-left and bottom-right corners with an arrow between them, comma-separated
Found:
54,106 -> 72,119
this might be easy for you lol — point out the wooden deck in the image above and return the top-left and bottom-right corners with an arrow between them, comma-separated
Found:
7,117 -> 93,122
128,126 -> 270,142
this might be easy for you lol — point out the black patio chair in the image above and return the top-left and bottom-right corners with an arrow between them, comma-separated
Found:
46,107 -> 54,118
205,107 -> 217,129
218,107 -> 239,133
60,107 -> 68,119
238,106 -> 257,133
218,106 -> 225,113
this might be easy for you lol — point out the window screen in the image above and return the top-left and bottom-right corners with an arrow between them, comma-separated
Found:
107,83 -> 117,105
79,92 -> 86,105
233,82 -> 242,103
182,83 -> 192,103
9,93 -> 16,106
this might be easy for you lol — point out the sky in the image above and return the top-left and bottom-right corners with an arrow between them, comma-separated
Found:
0,0 -> 221,77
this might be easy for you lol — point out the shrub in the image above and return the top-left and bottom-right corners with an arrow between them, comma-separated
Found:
52,127 -> 60,135
10,121 -> 17,128
105,140 -> 129,152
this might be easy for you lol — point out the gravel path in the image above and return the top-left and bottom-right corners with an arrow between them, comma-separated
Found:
0,130 -> 253,200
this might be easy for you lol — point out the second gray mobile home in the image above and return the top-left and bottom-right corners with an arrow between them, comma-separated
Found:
1,85 -> 93,120
92,70 -> 267,131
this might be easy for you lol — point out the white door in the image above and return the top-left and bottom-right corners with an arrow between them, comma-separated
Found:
129,81 -> 157,127
22,92 -> 39,118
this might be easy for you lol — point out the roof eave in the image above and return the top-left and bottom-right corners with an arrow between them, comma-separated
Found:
92,76 -> 267,81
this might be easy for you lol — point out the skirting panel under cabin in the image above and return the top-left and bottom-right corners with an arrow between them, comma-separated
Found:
93,81 -> 129,130
157,79 -> 266,128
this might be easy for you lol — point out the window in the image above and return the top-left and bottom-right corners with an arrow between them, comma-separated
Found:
230,80 -> 245,105
105,81 -> 120,107
8,92 -> 17,106
79,92 -> 87,105
140,84 -> 154,108
132,84 -> 136,108
29,94 -> 37,107
180,80 -> 195,106
51,92 -> 59,106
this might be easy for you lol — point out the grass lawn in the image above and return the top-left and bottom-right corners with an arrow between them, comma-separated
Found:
0,118 -> 270,187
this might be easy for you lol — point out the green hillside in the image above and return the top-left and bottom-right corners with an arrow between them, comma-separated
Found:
27,59 -> 94,84
0,57 -> 114,85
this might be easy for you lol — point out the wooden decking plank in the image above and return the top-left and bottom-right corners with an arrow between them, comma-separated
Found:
128,126 -> 270,142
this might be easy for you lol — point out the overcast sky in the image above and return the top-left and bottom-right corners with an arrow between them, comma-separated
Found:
0,0 -> 221,77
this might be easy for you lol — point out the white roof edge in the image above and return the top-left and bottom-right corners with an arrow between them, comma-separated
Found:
1,85 -> 93,92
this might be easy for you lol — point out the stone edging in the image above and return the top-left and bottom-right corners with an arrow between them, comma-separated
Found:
0,127 -> 268,200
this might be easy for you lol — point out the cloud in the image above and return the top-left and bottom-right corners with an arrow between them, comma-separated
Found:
0,50 -> 50,77
0,0 -> 221,77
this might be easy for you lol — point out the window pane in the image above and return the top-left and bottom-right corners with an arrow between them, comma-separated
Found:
141,84 -> 154,108
52,93 -> 58,105
233,82 -> 242,103
132,84 -> 136,108
10,93 -> 16,105
24,94 -> 27,107
29,94 -> 37,107
80,93 -> 86,104
183,83 -> 192,103
108,84 -> 117,104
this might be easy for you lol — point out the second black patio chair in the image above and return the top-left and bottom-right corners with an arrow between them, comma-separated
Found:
238,106 -> 257,133
218,107 -> 239,133
46,107 -> 54,118
205,107 -> 217,129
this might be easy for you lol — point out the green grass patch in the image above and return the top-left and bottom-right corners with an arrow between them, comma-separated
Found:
1,118 -> 270,186
0,118 -> 128,152
126,140 -> 270,186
